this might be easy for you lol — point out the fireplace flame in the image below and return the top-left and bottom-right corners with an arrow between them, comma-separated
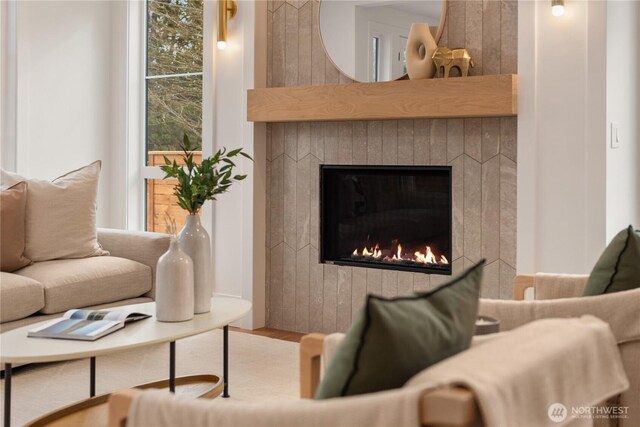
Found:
353,241 -> 448,266
413,246 -> 437,264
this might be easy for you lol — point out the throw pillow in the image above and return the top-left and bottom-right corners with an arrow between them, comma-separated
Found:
2,161 -> 109,262
0,182 -> 32,272
315,259 -> 485,399
583,225 -> 640,296
1,169 -> 24,188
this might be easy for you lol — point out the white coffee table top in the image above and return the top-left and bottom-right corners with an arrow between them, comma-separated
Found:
0,296 -> 251,365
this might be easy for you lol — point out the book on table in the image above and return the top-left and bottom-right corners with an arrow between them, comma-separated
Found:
28,309 -> 151,341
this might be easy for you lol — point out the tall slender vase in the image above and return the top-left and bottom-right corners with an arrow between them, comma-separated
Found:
178,214 -> 213,314
405,23 -> 438,80
155,237 -> 194,322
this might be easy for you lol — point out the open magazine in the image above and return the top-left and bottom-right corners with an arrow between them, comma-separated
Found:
28,309 -> 150,341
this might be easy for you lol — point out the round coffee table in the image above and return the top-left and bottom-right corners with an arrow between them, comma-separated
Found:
0,296 -> 251,427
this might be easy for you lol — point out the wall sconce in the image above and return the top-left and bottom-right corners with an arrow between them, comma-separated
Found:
551,0 -> 565,17
217,0 -> 237,50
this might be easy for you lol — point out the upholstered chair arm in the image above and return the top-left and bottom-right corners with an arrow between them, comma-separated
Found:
477,299 -> 535,331
108,385 -> 479,427
97,228 -> 171,298
512,274 -> 589,301
531,273 -> 589,300
479,287 -> 640,342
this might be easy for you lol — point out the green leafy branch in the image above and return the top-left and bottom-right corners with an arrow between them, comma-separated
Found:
160,134 -> 253,215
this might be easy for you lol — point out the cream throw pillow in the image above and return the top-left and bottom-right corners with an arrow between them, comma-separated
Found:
1,161 -> 108,262
0,182 -> 32,271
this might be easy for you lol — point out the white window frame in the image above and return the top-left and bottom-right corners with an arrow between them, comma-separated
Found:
126,0 -> 146,231
1,0 -> 18,172
367,21 -> 408,82
126,0 -> 205,231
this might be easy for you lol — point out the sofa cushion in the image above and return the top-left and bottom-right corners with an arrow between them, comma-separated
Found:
0,272 -> 45,322
583,225 -> 640,296
0,182 -> 32,272
16,256 -> 152,314
314,260 -> 484,399
2,162 -> 109,262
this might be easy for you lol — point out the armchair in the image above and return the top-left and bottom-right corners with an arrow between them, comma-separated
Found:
479,274 -> 640,427
108,316 -> 628,427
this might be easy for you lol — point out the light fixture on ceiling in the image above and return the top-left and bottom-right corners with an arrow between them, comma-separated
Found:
217,0 -> 237,50
551,0 -> 565,17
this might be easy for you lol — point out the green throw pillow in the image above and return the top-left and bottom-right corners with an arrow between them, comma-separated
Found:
314,260 -> 485,399
583,225 -> 640,296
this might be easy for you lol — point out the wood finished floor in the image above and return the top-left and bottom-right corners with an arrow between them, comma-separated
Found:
230,327 -> 304,343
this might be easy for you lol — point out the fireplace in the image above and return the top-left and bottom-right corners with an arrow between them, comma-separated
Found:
320,165 -> 452,275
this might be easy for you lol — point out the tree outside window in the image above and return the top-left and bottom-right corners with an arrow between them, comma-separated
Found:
145,0 -> 203,232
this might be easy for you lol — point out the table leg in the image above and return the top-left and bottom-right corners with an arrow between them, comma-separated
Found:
223,325 -> 229,398
90,357 -> 96,397
4,363 -> 12,427
169,341 -> 176,393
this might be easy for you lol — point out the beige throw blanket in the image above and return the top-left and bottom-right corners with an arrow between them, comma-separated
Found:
128,316 -> 628,427
479,286 -> 640,427
406,316 -> 629,427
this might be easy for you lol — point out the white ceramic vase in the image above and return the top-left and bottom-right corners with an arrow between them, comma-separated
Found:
155,237 -> 195,322
178,214 -> 213,314
405,23 -> 438,80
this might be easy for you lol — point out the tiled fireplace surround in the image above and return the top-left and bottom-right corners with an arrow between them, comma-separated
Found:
265,0 -> 517,333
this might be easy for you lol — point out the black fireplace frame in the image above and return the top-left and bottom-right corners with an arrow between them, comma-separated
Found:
319,164 -> 453,275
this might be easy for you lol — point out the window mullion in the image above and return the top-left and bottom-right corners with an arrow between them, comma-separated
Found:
146,71 -> 203,80
141,165 -> 166,179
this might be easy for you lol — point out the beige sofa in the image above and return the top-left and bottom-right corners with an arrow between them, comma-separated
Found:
0,228 -> 170,333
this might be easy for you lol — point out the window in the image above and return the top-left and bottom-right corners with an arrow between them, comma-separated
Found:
144,0 -> 203,232
367,22 -> 408,82
371,36 -> 380,82
399,35 -> 408,75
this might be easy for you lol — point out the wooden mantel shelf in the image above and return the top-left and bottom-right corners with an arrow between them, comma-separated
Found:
247,74 -> 517,123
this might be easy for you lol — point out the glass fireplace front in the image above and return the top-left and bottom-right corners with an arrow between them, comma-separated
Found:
320,165 -> 452,275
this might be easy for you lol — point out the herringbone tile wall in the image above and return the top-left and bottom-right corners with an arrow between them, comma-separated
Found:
265,0 -> 518,333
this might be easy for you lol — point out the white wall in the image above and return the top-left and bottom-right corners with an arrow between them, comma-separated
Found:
518,0 -> 608,274
606,0 -> 640,239
209,0 -> 267,329
11,1 -> 125,227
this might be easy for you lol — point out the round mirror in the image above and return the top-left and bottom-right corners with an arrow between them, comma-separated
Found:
319,0 -> 446,83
